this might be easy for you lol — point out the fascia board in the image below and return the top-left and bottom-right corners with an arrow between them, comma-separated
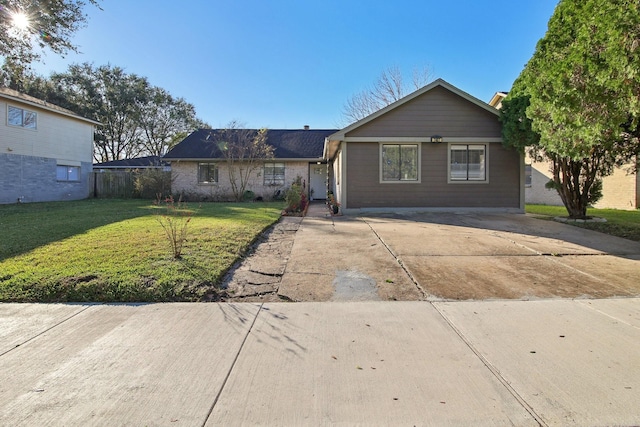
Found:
0,93 -> 102,126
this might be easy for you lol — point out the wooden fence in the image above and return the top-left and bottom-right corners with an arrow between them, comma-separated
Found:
89,170 -> 171,199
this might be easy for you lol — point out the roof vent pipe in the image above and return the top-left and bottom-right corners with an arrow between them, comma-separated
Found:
303,125 -> 310,130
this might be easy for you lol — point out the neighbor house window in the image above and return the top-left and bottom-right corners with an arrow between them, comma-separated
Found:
56,165 -> 80,181
264,162 -> 285,186
525,164 -> 532,187
8,106 -> 37,129
381,144 -> 419,182
449,144 -> 487,182
198,163 -> 218,183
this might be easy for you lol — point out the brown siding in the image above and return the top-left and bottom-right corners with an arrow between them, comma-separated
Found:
346,86 -> 501,138
346,142 -> 520,209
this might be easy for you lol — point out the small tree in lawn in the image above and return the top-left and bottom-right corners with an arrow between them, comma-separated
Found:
155,196 -> 193,259
210,121 -> 273,202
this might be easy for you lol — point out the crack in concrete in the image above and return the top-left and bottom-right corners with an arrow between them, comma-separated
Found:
248,269 -> 283,278
360,217 -> 430,300
201,303 -> 264,427
432,304 -> 547,427
0,304 -> 94,358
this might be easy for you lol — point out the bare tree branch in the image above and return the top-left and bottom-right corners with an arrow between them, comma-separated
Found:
341,65 -> 433,125
211,121 -> 274,202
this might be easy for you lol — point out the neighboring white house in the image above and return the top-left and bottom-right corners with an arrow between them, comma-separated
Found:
489,92 -> 639,210
0,87 -> 99,204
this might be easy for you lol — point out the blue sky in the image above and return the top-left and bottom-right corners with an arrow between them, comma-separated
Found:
32,0 -> 558,129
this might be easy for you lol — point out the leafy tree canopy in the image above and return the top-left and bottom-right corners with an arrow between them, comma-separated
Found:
0,0 -> 101,68
15,63 -> 207,162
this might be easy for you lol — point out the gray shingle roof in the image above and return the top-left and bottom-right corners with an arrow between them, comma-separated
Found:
93,156 -> 168,168
163,128 -> 338,160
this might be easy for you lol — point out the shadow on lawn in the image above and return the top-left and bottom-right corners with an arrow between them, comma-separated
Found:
0,200 -> 153,261
0,199 -> 283,261
365,211 -> 640,260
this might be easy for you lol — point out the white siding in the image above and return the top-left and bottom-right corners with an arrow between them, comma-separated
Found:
0,99 -> 94,164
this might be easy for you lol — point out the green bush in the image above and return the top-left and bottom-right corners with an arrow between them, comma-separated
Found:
284,176 -> 308,213
134,169 -> 172,199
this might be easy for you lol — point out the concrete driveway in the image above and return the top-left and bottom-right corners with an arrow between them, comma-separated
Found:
267,204 -> 640,302
364,212 -> 640,300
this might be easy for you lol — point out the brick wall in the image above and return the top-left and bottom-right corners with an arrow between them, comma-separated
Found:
526,156 -> 638,210
0,153 -> 91,204
594,164 -> 638,210
170,160 -> 310,201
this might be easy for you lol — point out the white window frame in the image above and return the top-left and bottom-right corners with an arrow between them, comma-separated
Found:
264,162 -> 285,186
8,105 -> 37,129
56,165 -> 80,182
447,143 -> 489,184
379,143 -> 421,184
198,162 -> 218,184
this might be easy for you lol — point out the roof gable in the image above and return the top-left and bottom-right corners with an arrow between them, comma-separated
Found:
329,79 -> 500,141
164,128 -> 338,160
489,91 -> 508,109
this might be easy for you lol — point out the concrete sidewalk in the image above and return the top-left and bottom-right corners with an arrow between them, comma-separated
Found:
1,299 -> 639,426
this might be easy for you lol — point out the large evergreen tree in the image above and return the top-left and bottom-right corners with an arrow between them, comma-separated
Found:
501,0 -> 640,218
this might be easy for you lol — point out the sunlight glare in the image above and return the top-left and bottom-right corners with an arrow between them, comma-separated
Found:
11,11 -> 30,30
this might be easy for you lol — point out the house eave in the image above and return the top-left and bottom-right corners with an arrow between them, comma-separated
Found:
93,166 -> 166,169
163,157 -> 324,162
323,137 -> 503,161
340,137 -> 503,143
0,91 -> 102,126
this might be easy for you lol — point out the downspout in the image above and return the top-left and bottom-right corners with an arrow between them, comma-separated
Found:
519,151 -> 525,212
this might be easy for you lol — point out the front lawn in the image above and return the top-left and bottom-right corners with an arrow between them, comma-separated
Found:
526,204 -> 640,242
0,199 -> 283,302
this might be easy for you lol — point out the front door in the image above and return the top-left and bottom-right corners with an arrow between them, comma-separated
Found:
309,164 -> 327,200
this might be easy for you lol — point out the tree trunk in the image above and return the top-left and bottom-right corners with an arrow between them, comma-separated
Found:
551,155 -> 591,219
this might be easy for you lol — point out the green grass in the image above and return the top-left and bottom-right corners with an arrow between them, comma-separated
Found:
526,204 -> 640,242
0,199 -> 283,302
